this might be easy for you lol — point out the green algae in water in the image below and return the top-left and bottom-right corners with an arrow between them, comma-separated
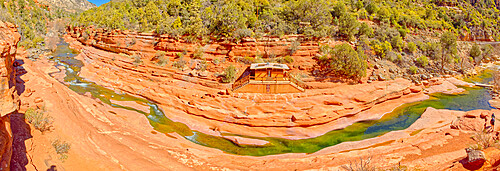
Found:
51,42 -> 495,156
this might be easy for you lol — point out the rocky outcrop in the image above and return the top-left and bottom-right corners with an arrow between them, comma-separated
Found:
63,32 -> 438,140
37,0 -> 96,12
67,26 -> 330,73
0,20 -> 20,170
64,26 -> 472,139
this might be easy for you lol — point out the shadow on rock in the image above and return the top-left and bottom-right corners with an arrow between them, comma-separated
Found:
14,59 -> 26,95
46,165 -> 57,171
10,112 -> 32,171
460,148 -> 486,170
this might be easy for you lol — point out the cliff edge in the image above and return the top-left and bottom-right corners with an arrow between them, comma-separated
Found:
0,20 -> 21,170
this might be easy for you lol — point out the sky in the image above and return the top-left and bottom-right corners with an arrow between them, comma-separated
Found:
88,0 -> 110,7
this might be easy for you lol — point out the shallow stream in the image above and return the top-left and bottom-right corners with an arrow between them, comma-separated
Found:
49,41 -> 494,156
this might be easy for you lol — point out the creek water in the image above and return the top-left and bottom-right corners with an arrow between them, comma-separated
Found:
49,41 -> 494,156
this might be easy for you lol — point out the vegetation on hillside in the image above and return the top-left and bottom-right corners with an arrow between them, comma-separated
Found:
25,107 -> 53,133
69,0 -> 500,81
73,0 -> 500,41
0,0 -> 73,48
316,43 -> 367,80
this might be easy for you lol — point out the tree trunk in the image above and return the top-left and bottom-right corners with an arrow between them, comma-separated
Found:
441,50 -> 446,73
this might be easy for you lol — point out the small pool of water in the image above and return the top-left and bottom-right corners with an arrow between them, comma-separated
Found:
49,41 -> 494,156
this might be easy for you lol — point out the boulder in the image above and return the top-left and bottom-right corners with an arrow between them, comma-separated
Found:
222,136 -> 269,146
446,77 -> 475,87
378,75 -> 386,81
409,86 -> 422,93
451,117 -> 484,132
461,148 -> 486,170
484,147 -> 500,167
323,99 -> 343,106
34,97 -> 44,103
425,80 -> 465,94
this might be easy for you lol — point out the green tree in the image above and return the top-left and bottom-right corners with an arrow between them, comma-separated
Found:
222,65 -> 237,83
338,13 -> 360,42
143,1 -> 161,30
482,44 -> 494,61
319,43 -> 367,80
416,56 -> 429,67
358,22 -> 374,38
440,31 -> 457,72
365,2 -> 379,15
377,7 -> 391,22
372,40 -> 392,58
469,43 -> 482,64
332,2 -> 347,18
407,42 -> 417,54
391,36 -> 403,52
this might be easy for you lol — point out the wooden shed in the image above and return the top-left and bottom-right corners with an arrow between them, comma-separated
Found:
232,63 -> 306,93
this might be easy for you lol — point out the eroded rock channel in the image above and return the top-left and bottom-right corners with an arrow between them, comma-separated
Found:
48,38 -> 495,156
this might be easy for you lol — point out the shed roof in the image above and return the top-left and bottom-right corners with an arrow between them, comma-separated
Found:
250,63 -> 290,70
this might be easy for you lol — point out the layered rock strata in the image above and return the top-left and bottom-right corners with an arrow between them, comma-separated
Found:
0,21 -> 20,170
65,28 -> 469,139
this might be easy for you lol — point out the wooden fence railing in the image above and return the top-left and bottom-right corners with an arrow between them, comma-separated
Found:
289,76 -> 307,90
232,74 -> 251,90
232,75 -> 307,91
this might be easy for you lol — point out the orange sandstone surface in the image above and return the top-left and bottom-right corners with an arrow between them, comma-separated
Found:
10,26 -> 500,170
64,31 -> 434,139
0,21 -> 20,171
13,62 -> 498,170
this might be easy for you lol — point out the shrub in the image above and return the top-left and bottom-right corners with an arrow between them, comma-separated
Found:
233,28 -> 253,40
357,8 -> 368,19
386,51 -> 398,62
341,156 -> 376,171
173,60 -> 186,70
254,56 -> 264,63
423,42 -> 442,60
372,40 -> 392,58
470,43 -> 482,63
398,28 -> 407,38
238,56 -> 254,64
284,56 -> 294,63
391,36 -> 404,52
127,38 -> 136,47
409,66 -> 418,74
193,46 -> 204,59
156,56 -> 168,67
482,44 -> 494,61
365,2 -> 379,14
319,44 -> 331,54
416,56 -> 429,67
318,43 -> 367,80
358,22 -> 374,38
275,56 -> 294,64
176,52 -> 183,58
407,42 -> 417,53
132,54 -> 143,66
338,13 -> 360,42
470,130 -> 496,150
213,58 -> 220,65
25,108 -> 53,133
52,139 -> 71,161
154,51 -> 168,66
288,41 -> 301,55
416,41 -> 427,52
221,65 -> 237,83
173,53 -> 186,70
